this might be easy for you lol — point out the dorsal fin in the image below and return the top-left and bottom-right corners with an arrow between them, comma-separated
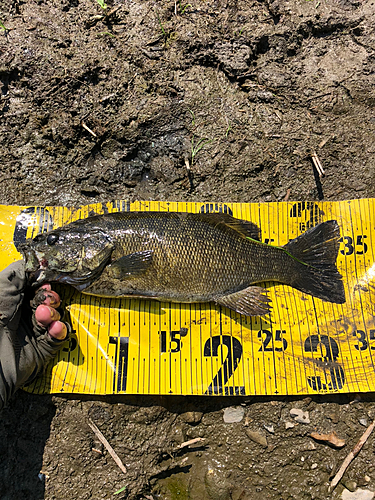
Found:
188,213 -> 261,241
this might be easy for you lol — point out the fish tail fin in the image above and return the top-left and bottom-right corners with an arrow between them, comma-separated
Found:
283,220 -> 346,304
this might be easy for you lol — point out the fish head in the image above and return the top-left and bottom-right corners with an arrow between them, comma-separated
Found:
19,224 -> 114,289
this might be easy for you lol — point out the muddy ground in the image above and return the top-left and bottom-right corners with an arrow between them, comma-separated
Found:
1,0 -> 375,499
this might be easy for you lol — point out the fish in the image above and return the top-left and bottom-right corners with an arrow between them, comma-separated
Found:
19,211 -> 346,316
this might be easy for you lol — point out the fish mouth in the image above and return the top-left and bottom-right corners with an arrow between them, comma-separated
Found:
18,245 -> 45,286
18,244 -> 59,287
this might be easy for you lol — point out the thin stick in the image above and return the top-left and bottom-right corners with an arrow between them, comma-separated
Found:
284,188 -> 291,202
81,121 -> 97,137
176,437 -> 205,449
87,418 -> 127,474
329,420 -> 375,492
311,151 -> 325,177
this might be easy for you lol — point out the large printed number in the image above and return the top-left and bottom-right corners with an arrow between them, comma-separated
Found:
353,329 -> 375,351
159,328 -> 188,353
304,335 -> 345,391
258,330 -> 288,352
339,235 -> 368,256
204,336 -> 244,395
109,336 -> 129,392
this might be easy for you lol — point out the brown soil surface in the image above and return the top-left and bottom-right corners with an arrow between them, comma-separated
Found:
1,1 -> 375,499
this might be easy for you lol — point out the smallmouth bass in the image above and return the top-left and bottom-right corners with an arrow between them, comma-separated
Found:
19,211 -> 345,316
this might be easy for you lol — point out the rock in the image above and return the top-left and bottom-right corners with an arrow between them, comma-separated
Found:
264,424 -> 274,434
343,480 -> 358,493
246,430 -> 268,447
290,408 -> 310,424
205,468 -> 232,500
359,418 -> 368,427
285,421 -> 295,429
223,407 -> 245,423
328,412 -> 340,424
180,411 -> 203,424
341,488 -> 374,500
311,463 -> 318,469
310,431 -> 346,449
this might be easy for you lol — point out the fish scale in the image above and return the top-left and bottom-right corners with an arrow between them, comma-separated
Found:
84,212 -> 281,300
20,211 -> 345,316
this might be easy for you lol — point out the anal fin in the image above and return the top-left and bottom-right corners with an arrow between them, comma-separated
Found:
106,250 -> 153,279
216,286 -> 271,316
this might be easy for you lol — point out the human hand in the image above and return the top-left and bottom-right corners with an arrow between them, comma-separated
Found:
0,260 -> 71,409
33,284 -> 68,340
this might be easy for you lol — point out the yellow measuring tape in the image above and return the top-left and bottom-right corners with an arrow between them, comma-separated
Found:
1,199 -> 374,396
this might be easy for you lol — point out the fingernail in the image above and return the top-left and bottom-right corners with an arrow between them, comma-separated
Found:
49,321 -> 68,340
50,308 -> 60,320
46,291 -> 61,308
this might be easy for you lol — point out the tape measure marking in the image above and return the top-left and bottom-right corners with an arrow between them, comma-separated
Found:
2,200 -> 375,395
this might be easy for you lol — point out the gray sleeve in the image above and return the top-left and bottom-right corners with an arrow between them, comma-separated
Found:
0,260 -> 68,410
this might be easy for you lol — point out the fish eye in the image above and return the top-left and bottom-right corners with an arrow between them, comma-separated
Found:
47,234 -> 59,246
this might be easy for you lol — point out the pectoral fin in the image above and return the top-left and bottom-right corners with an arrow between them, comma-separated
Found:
216,286 -> 271,316
106,250 -> 153,279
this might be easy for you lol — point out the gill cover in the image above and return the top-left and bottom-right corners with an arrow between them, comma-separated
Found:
20,224 -> 114,288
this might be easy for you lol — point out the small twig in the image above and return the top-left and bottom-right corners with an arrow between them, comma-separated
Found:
87,418 -> 127,474
81,121 -> 97,138
318,136 -> 331,149
311,151 -> 325,177
306,92 -> 332,102
329,420 -> 375,492
107,5 -> 121,17
176,437 -> 205,450
185,157 -> 190,171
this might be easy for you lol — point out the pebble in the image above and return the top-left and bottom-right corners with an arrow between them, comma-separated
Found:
285,421 -> 295,429
223,407 -> 245,423
310,431 -> 346,449
343,480 -> 358,493
290,408 -> 310,424
328,412 -> 340,424
311,463 -> 318,470
359,418 -> 368,427
264,424 -> 275,434
246,430 -> 268,448
341,488 -> 374,500
180,411 -> 203,424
